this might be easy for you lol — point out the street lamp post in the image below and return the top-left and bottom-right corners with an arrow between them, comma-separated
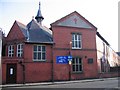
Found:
68,41 -> 72,81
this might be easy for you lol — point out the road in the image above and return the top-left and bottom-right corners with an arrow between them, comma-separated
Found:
2,78 -> 120,89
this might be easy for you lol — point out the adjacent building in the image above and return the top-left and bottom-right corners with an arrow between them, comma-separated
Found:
2,3 -> 120,84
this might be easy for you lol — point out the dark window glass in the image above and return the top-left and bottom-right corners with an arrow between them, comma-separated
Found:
72,57 -> 82,72
33,45 -> 46,61
34,46 -> 37,51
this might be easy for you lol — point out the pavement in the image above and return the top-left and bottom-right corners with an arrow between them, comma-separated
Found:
0,77 -> 119,88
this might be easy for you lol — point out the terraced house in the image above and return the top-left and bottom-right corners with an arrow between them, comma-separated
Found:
2,3 -> 120,84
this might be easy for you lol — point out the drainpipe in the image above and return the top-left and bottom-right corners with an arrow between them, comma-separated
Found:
19,61 -> 25,84
51,43 -> 55,83
22,64 -> 25,84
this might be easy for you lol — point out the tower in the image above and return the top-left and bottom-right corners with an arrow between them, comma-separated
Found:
35,2 -> 44,24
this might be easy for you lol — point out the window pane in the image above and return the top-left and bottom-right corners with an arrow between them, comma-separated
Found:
38,46 -> 41,51
72,65 -> 75,71
72,34 -> 74,40
38,52 -> 41,59
79,65 -> 82,71
76,65 -> 79,71
72,41 -> 74,47
18,45 -> 20,49
78,35 -> 80,40
42,53 -> 45,59
79,58 -> 81,63
34,53 -> 37,59
42,46 -> 45,51
72,58 -> 75,64
18,50 -> 20,52
18,54 -> 20,57
75,35 -> 77,40
78,41 -> 81,48
76,58 -> 78,63
34,46 -> 37,51
75,41 -> 77,47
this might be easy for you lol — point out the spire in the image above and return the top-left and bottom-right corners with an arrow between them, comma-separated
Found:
35,2 -> 44,24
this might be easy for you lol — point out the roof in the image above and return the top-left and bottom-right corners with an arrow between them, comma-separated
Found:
16,19 -> 53,44
117,52 -> 120,56
96,32 -> 110,46
51,11 -> 97,30
16,21 -> 28,38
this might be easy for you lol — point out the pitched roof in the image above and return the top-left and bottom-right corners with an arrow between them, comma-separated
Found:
16,21 -> 28,38
16,19 -> 53,44
117,52 -> 120,56
27,19 -> 53,43
51,11 -> 97,30
96,32 -> 110,46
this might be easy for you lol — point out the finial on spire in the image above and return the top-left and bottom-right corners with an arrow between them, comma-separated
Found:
35,1 -> 44,24
39,2 -> 41,9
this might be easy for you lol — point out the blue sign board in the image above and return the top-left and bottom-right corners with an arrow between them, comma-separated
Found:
68,56 -> 72,61
56,56 -> 72,64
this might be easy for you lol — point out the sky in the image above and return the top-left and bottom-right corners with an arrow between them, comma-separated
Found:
0,0 -> 119,52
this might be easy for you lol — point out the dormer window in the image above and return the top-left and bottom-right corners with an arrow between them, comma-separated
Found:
8,45 -> 14,57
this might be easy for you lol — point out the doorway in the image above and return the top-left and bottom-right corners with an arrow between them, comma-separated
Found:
6,64 -> 17,84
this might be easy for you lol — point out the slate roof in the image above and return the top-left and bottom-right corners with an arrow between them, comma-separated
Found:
16,21 -> 28,38
35,2 -> 44,21
117,52 -> 120,56
16,19 -> 53,44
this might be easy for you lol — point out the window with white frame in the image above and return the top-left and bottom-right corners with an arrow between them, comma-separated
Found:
33,45 -> 46,61
72,34 -> 82,49
72,57 -> 82,72
8,45 -> 14,57
17,44 -> 23,57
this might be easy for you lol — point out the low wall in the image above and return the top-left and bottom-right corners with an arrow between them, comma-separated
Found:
99,72 -> 119,78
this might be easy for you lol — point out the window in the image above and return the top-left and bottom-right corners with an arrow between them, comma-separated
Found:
72,57 -> 82,72
33,45 -> 46,61
72,34 -> 82,49
8,45 -> 14,57
17,44 -> 23,57
10,68 -> 14,75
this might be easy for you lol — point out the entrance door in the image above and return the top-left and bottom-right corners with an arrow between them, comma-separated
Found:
6,64 -> 17,84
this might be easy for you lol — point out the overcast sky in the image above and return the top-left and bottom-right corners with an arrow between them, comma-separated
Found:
0,0 -> 119,52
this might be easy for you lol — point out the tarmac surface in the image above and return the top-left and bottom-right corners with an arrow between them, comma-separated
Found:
0,77 -> 119,88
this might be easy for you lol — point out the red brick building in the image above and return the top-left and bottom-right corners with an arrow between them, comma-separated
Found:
2,3 -> 119,84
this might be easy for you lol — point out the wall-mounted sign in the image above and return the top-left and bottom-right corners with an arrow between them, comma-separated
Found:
56,56 -> 68,64
68,56 -> 72,61
56,56 -> 72,64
